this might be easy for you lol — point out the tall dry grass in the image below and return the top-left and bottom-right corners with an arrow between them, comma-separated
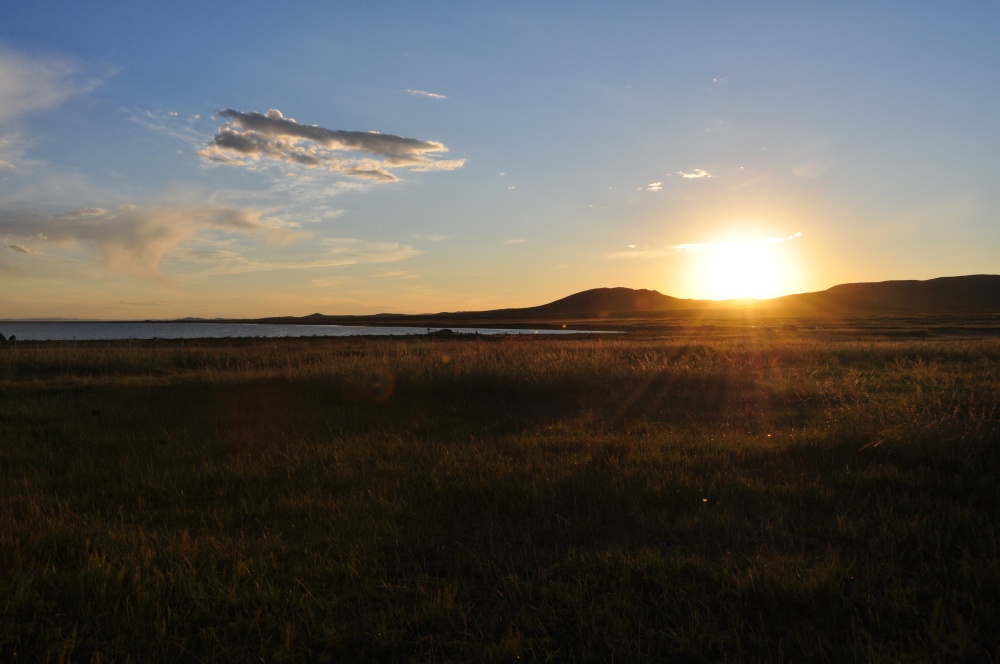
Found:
1,333 -> 998,661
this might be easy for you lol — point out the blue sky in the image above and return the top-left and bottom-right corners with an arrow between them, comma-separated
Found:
1,2 -> 998,318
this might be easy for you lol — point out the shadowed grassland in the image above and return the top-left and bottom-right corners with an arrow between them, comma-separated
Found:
1,333 -> 999,662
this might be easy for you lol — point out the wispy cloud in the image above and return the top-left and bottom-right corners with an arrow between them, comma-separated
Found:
199,108 -> 465,181
0,48 -> 105,170
677,168 -> 714,179
406,89 -> 447,100
0,143 -> 16,171
311,275 -> 358,289
0,204 -> 304,278
606,247 -> 672,259
607,233 -> 802,260
313,238 -> 420,267
130,109 -> 210,148
7,243 -> 32,254
0,48 -> 102,124
646,182 -> 662,191
185,238 -> 424,276
506,237 -> 526,244
115,299 -> 171,307
673,232 -> 801,253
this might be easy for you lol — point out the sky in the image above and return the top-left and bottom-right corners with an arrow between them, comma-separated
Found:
1,2 -> 998,319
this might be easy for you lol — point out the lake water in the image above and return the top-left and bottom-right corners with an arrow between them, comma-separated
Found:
0,321 -> 594,341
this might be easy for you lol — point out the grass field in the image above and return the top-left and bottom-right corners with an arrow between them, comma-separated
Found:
1,328 -> 998,662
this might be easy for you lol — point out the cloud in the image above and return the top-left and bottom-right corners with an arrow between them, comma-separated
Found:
677,168 -> 714,179
406,89 -> 447,100
506,237 -> 526,244
0,204 -> 304,278
647,182 -> 662,191
115,299 -> 171,307
0,49 -> 103,170
313,238 -> 420,267
606,247 -> 672,259
130,109 -> 211,148
199,108 -> 465,181
185,238 -> 424,276
606,233 -> 802,260
0,48 -> 101,124
311,275 -> 357,289
673,232 -> 802,253
7,243 -> 31,254
77,207 -> 109,217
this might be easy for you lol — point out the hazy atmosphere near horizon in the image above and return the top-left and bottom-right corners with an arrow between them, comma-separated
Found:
1,2 -> 998,319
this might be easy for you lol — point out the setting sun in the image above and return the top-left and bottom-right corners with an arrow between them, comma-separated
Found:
677,233 -> 801,300
705,241 -> 782,299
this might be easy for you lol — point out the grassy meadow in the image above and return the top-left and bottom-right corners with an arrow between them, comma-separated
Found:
1,328 -> 999,662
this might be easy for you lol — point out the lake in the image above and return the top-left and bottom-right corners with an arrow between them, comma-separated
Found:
0,321 -> 595,341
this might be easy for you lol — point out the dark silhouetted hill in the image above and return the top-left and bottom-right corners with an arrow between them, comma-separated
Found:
518,276 -> 1000,317
523,287 -> 693,315
770,275 -> 1000,314
242,275 -> 999,325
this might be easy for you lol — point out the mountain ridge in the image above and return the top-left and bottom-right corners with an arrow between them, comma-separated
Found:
249,274 -> 1000,325
523,275 -> 1000,316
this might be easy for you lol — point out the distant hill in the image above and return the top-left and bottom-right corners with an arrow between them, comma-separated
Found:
768,275 -> 1000,314
243,275 -> 1000,326
521,287 -> 694,315
515,275 -> 1000,317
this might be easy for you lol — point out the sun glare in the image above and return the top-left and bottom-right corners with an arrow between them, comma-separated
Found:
679,233 -> 801,300
704,241 -> 781,299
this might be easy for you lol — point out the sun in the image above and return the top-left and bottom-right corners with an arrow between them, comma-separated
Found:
690,236 -> 797,300
670,231 -> 803,301
704,241 -> 779,299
